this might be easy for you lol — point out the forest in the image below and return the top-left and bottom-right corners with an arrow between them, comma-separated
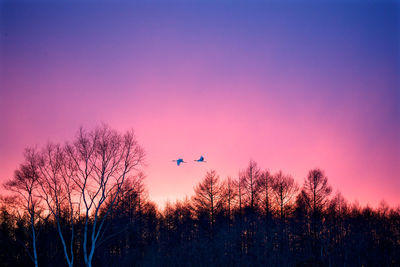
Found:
0,126 -> 399,267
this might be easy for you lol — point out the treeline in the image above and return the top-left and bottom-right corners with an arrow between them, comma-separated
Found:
1,126 -> 399,266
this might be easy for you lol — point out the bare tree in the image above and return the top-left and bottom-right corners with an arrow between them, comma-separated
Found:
36,143 -> 77,267
4,148 -> 42,267
233,171 -> 245,215
257,170 -> 273,219
301,168 -> 332,216
102,171 -> 147,223
65,125 -> 144,267
272,171 -> 299,220
328,192 -> 348,235
192,170 -> 224,230
222,177 -> 237,223
271,171 -> 298,260
241,160 -> 261,210
300,168 -> 332,246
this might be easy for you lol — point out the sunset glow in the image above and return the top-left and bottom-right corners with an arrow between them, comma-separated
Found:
1,1 -> 399,208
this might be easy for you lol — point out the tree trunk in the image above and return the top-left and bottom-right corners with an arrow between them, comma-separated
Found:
31,215 -> 38,267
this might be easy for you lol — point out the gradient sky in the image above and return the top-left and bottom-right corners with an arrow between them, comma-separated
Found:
1,0 -> 399,208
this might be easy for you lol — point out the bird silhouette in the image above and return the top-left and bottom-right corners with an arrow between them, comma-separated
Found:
194,156 -> 206,163
172,158 -> 186,166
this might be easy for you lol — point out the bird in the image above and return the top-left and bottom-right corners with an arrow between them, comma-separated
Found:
172,158 -> 186,166
194,156 -> 206,163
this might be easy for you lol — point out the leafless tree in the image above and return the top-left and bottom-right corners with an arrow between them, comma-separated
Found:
4,148 -> 42,267
271,171 -> 299,259
233,171 -> 245,215
36,143 -> 77,267
241,160 -> 261,210
300,169 -> 332,244
103,171 -> 147,223
192,170 -> 224,230
328,192 -> 348,237
301,168 -> 332,216
64,125 -> 144,267
126,171 -> 148,216
272,171 -> 299,220
222,177 -> 237,223
257,170 -> 273,219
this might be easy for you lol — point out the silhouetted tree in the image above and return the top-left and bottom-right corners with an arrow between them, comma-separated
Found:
241,160 -> 261,211
4,148 -> 42,267
301,169 -> 332,216
272,171 -> 298,220
37,143 -> 77,267
64,125 -> 144,267
234,171 -> 245,215
300,168 -> 332,258
222,177 -> 237,224
257,170 -> 273,219
192,170 -> 224,232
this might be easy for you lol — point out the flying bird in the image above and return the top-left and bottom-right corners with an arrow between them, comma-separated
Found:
194,156 -> 206,163
172,158 -> 186,166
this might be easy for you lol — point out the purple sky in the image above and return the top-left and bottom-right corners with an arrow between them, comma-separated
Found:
1,0 -> 399,207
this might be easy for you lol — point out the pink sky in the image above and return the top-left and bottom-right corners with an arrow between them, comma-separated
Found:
1,1 -> 399,208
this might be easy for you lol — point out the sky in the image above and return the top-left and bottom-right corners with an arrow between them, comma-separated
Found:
1,0 -> 399,208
